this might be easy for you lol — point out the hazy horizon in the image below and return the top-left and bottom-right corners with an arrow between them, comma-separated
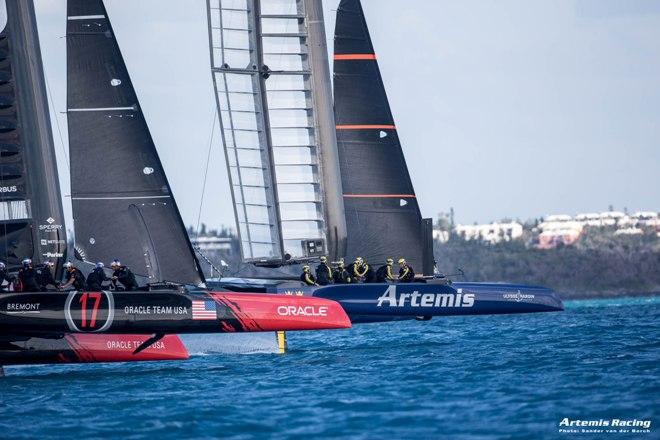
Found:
32,0 -> 660,233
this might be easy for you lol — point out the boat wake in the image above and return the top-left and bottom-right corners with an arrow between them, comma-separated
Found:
179,333 -> 280,355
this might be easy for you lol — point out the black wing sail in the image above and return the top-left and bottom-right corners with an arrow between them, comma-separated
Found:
333,0 -> 432,274
0,0 -> 67,275
66,0 -> 204,286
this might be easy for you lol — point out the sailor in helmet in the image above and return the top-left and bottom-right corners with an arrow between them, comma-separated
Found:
332,258 -> 352,284
315,256 -> 333,285
86,262 -> 110,291
60,261 -> 86,291
347,257 -> 367,282
110,260 -> 138,291
36,260 -> 59,291
398,258 -> 415,283
300,265 -> 318,286
0,261 -> 15,293
17,258 -> 39,292
376,258 -> 396,283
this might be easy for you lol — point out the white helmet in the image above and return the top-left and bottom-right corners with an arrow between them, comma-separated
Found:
111,260 -> 121,268
22,258 -> 32,266
96,262 -> 104,269
63,261 -> 74,269
0,262 -> 5,269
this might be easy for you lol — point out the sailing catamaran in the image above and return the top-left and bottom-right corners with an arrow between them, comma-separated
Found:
208,0 -> 563,323
0,0 -> 350,371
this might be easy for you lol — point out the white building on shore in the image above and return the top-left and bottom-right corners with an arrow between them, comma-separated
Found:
454,222 -> 523,244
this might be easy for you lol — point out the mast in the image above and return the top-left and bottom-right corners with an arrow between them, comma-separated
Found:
333,0 -> 433,274
208,0 -> 337,265
66,0 -> 204,286
304,0 -> 346,260
0,0 -> 67,277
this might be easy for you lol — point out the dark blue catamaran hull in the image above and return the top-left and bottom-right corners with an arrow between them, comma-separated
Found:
214,279 -> 563,324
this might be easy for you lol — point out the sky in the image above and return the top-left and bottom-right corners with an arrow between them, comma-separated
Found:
31,0 -> 660,232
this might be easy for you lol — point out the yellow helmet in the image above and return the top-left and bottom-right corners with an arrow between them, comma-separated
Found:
398,258 -> 406,265
355,256 -> 363,263
386,258 -> 394,265
337,258 -> 345,267
320,256 -> 327,263
303,265 -> 310,271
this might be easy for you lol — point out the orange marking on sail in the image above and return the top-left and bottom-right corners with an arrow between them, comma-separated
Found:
335,125 -> 396,130
343,194 -> 416,198
334,54 -> 377,60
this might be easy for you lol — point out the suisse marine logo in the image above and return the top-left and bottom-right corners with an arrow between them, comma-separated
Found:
65,291 -> 115,332
503,290 -> 535,302
376,286 -> 475,308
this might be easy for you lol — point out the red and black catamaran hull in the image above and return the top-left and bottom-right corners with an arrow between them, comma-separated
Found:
0,290 -> 350,366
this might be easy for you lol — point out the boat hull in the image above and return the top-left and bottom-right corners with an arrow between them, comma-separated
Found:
271,280 -> 564,324
0,289 -> 350,365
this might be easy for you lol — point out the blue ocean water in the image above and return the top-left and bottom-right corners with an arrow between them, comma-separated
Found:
1,296 -> 658,439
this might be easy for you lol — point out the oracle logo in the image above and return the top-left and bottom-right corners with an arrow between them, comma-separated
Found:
277,305 -> 328,317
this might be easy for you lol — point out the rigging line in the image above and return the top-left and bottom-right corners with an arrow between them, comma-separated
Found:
44,74 -> 70,172
195,107 -> 218,237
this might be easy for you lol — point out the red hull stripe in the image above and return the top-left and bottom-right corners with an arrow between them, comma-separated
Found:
209,292 -> 351,331
336,124 -> 396,130
334,54 -> 377,60
65,334 -> 189,362
343,194 -> 416,198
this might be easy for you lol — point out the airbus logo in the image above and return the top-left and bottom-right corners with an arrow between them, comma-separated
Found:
0,185 -> 17,193
376,286 -> 475,308
277,305 -> 328,317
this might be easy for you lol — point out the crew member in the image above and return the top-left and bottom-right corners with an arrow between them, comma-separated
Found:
315,256 -> 333,286
36,260 -> 59,291
300,265 -> 318,286
61,261 -> 86,290
347,257 -> 369,283
332,259 -> 352,284
110,260 -> 139,291
87,262 -> 110,291
0,261 -> 14,292
398,258 -> 415,282
17,258 -> 39,292
376,258 -> 396,283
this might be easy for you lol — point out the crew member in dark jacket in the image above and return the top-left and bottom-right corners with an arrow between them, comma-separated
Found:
376,258 -> 396,282
315,256 -> 333,286
87,262 -> 110,291
332,259 -> 352,284
300,265 -> 318,286
61,261 -> 86,290
347,257 -> 369,283
0,261 -> 14,292
18,258 -> 40,292
111,260 -> 139,291
36,260 -> 58,291
398,258 -> 415,282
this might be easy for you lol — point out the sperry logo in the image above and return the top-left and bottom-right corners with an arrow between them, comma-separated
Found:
376,286 -> 475,308
46,217 -> 55,224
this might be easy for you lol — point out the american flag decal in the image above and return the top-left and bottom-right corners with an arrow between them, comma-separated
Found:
192,300 -> 217,320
